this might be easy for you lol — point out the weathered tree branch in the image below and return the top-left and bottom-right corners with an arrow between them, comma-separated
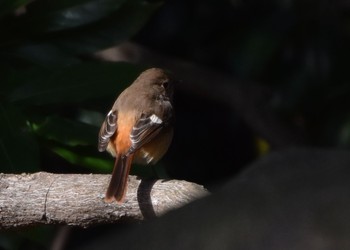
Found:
0,172 -> 208,230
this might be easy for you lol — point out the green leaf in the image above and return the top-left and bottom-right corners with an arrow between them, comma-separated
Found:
51,0 -> 162,55
15,0 -> 161,56
1,0 -> 161,68
7,62 -> 142,106
0,104 -> 40,173
52,146 -> 112,172
33,116 -> 99,146
17,0 -> 128,32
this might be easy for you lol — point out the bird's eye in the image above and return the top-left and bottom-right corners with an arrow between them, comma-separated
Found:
162,81 -> 169,89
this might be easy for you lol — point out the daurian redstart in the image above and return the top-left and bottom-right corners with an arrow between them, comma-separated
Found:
98,68 -> 174,203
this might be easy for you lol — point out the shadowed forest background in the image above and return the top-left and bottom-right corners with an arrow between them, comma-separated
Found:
1,0 -> 350,249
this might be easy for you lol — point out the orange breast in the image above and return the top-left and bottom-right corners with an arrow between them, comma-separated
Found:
134,126 -> 173,165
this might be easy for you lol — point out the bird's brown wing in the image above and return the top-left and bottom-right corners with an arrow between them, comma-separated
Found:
126,113 -> 166,156
98,110 -> 118,152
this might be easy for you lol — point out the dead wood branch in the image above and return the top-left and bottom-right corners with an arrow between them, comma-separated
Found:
0,172 -> 208,230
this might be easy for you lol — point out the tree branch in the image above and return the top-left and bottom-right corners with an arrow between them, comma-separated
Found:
0,172 -> 208,230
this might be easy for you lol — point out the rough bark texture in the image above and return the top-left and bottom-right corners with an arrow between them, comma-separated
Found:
0,172 -> 208,229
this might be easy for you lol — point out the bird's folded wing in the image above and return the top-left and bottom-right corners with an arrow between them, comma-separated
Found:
98,110 -> 118,152
127,113 -> 164,155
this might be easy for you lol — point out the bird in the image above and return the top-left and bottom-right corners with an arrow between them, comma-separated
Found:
98,68 -> 174,203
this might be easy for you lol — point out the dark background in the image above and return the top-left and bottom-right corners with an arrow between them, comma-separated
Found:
1,0 -> 350,249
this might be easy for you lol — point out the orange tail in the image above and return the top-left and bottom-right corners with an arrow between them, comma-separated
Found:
105,154 -> 134,203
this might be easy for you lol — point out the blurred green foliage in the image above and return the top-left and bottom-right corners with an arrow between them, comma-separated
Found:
0,0 -> 161,177
2,0 -> 350,248
0,0 -> 161,248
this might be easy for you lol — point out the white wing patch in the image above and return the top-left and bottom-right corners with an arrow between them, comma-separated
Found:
128,113 -> 164,155
98,110 -> 117,152
150,114 -> 163,124
140,149 -> 154,164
